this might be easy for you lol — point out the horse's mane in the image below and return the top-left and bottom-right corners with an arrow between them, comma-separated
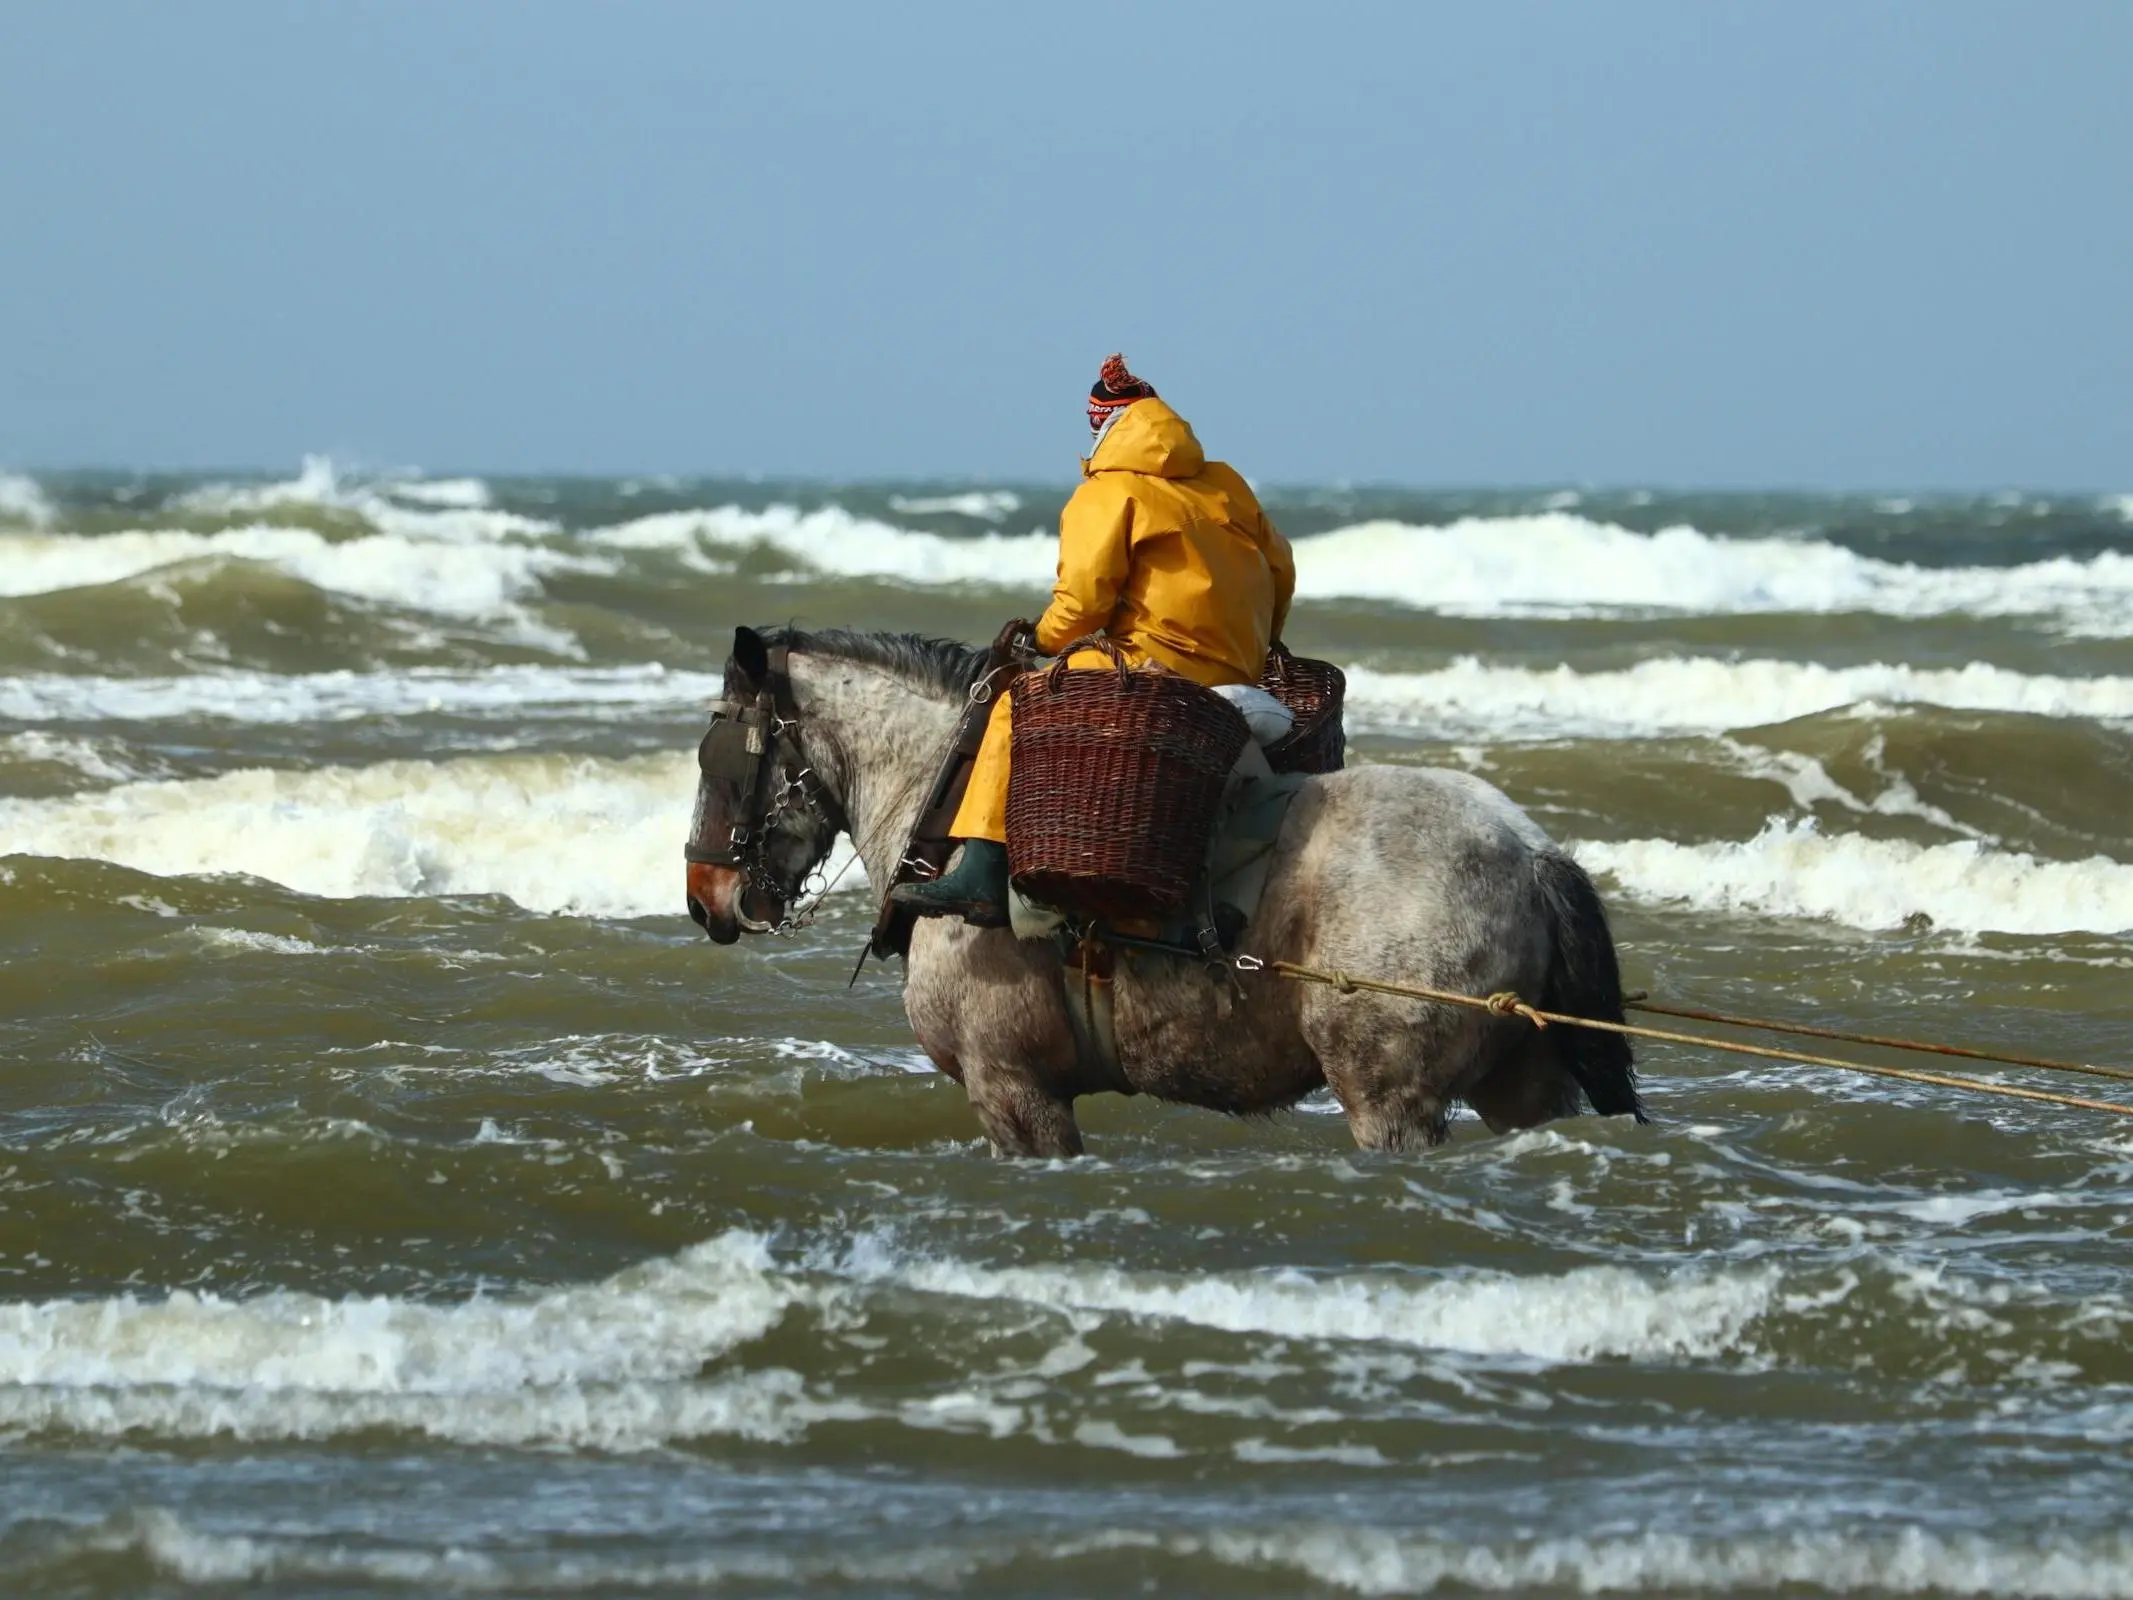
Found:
758,627 -> 988,701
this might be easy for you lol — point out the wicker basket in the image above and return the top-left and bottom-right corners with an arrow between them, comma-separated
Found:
1006,638 -> 1250,921
1259,642 -> 1347,775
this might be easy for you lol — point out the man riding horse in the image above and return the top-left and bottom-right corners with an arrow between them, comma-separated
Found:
891,354 -> 1296,928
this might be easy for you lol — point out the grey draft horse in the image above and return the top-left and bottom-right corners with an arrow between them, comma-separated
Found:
686,627 -> 1642,1157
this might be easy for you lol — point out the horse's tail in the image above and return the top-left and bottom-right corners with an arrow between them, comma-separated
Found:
1532,851 -> 1646,1122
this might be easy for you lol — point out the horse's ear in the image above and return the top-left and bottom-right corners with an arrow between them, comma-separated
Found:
731,626 -> 770,685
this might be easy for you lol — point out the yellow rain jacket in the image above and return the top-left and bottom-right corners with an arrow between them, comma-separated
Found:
952,398 -> 1295,843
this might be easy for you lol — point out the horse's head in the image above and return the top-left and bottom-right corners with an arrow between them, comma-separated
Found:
685,626 -> 847,944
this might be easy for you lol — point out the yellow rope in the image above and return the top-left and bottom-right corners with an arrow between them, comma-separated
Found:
1263,961 -> 2133,1119
1621,995 -> 2133,1088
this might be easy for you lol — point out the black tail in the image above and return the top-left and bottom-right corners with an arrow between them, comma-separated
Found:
1532,852 -> 1646,1122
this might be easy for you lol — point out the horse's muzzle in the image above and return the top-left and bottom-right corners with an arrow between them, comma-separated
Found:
686,861 -> 743,944
687,861 -> 787,943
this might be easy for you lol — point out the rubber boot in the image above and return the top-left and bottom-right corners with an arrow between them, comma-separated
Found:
891,839 -> 1010,928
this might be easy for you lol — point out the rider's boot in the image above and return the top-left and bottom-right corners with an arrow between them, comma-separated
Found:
891,839 -> 1010,928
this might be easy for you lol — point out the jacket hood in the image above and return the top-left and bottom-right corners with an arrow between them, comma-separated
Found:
1084,398 -> 1206,480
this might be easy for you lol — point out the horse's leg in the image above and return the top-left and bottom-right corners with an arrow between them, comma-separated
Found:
1305,991 -> 1480,1152
961,1058 -> 1084,1159
1463,1035 -> 1584,1133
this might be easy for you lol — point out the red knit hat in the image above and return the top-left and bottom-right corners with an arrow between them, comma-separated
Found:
1087,353 -> 1156,436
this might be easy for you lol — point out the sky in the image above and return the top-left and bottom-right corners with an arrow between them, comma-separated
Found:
2,1 -> 2128,489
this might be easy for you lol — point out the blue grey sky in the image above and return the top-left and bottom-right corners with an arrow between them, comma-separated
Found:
3,1 -> 2127,488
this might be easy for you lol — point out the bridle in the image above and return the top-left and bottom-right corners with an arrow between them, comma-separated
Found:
685,644 -> 850,936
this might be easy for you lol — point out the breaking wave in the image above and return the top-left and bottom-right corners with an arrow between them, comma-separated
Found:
0,1232 -> 803,1450
1288,514 -> 2133,629
584,504 -> 2133,630
840,1235 -> 1776,1366
18,1516 -> 2133,1596
1345,656 -> 2133,739
1210,1525 -> 2133,1597
0,524 -> 599,620
0,664 -> 721,725
10,655 -> 2133,751
5,741 -> 2123,937
0,470 -> 53,528
0,750 -> 868,914
0,1229 -> 1782,1454
1579,819 -> 2133,935
586,503 -> 1059,585
15,475 -> 2133,637
173,456 -> 552,543
0,751 -> 695,915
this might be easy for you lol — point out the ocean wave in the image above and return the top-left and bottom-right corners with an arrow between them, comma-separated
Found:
0,471 -> 53,528
1578,818 -> 2133,935
0,1232 -> 806,1451
0,664 -> 722,725
174,456 -> 552,543
0,730 -> 144,785
1210,1524 -> 2133,1597
21,1515 -> 2133,1598
11,655 -> 2133,744
0,750 -> 864,915
887,489 -> 1023,520
11,1508 -> 1025,1591
1290,513 -> 2133,628
0,524 -> 603,638
838,1234 -> 1776,1366
9,743 -> 2120,937
583,503 -> 2133,629
1346,656 -> 2133,740
586,503 -> 1058,584
380,475 -> 494,509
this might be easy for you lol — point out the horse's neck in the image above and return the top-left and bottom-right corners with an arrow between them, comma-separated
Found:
788,655 -> 963,891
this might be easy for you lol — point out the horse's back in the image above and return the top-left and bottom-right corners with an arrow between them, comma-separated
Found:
1271,762 -> 1559,929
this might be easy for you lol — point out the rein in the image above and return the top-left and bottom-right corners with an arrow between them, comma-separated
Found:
687,644 -> 850,936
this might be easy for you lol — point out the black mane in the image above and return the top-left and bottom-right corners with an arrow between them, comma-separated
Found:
756,627 -> 987,700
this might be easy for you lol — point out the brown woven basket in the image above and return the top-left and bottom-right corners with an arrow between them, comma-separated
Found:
1259,642 -> 1347,774
1006,637 -> 1250,921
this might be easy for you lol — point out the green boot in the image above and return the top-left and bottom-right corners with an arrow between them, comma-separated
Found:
891,839 -> 1010,928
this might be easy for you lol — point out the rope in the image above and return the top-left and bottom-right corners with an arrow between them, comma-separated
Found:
1621,995 -> 2133,1089
1260,960 -> 2133,1119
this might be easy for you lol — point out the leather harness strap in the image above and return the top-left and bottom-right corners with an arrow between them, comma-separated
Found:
864,620 -> 1033,961
687,645 -> 847,885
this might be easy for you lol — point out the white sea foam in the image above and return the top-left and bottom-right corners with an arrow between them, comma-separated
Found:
842,1238 -> 1777,1366
28,1513 -> 2133,1596
0,524 -> 601,621
587,503 -> 1060,584
1345,656 -> 2133,740
0,663 -> 722,725
0,730 -> 142,784
0,750 -> 864,914
174,456 -> 550,543
0,470 -> 54,528
887,489 -> 1023,520
1578,819 -> 2133,935
585,503 -> 2133,630
381,475 -> 492,509
33,1508 -> 1015,1590
1212,1525 -> 2133,1597
0,1232 -> 806,1450
1289,513 -> 2133,629
13,654 -> 2133,744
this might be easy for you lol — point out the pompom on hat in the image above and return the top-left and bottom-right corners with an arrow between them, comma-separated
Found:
1087,353 -> 1156,436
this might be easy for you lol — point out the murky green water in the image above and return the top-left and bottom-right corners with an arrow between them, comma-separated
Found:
3,464 -> 2131,1595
